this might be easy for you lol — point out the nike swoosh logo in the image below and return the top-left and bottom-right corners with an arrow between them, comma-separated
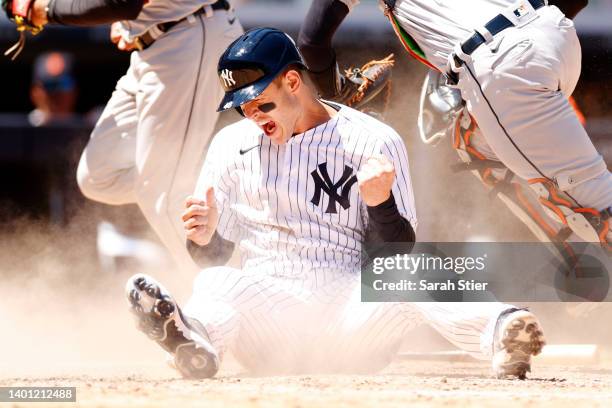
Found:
239,144 -> 260,155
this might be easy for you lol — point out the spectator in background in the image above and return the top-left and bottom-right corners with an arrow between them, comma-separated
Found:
29,51 -> 80,127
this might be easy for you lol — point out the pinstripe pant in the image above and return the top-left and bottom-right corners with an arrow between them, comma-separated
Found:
183,266 -> 512,374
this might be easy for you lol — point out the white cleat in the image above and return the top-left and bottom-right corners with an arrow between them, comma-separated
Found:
126,273 -> 219,379
492,308 -> 546,380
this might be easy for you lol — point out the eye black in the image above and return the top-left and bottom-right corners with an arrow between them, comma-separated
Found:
258,102 -> 276,113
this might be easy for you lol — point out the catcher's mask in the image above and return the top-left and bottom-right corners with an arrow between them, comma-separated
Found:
417,71 -> 463,145
216,27 -> 307,113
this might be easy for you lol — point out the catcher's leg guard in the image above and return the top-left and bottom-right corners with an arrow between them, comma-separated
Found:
451,108 -> 505,187
529,179 -> 611,251
451,110 -> 584,266
451,109 -> 568,245
418,71 -> 610,256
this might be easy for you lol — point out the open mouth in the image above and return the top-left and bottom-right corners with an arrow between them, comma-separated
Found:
262,120 -> 277,137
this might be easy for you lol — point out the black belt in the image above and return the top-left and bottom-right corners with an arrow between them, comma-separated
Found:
460,0 -> 545,56
136,0 -> 231,50
446,0 -> 546,84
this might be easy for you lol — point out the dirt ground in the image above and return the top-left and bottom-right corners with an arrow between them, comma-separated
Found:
2,359 -> 612,408
1,230 -> 611,408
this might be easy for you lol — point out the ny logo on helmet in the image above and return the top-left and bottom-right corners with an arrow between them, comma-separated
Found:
220,69 -> 236,88
311,163 -> 358,214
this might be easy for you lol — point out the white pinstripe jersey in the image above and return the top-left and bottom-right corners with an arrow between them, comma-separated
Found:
196,104 -> 417,278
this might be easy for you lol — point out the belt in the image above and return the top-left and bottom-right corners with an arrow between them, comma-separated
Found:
460,0 -> 545,56
446,0 -> 546,84
135,0 -> 231,50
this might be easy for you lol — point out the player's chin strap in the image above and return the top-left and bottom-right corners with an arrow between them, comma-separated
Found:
451,109 -> 611,256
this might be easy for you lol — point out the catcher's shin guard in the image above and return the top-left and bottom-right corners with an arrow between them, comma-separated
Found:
454,111 -> 611,257
529,178 -> 611,251
418,71 -> 610,256
451,110 -> 595,266
451,108 -> 509,188
419,73 -> 546,239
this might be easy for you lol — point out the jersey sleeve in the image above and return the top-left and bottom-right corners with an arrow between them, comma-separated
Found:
376,129 -> 418,231
48,0 -> 144,26
194,128 -> 243,244
338,0 -> 360,12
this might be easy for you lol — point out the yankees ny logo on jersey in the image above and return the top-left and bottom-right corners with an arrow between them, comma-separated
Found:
220,69 -> 236,88
311,163 -> 358,214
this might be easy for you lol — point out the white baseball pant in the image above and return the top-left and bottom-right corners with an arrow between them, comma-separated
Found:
454,5 -> 611,211
76,10 -> 243,273
183,266 -> 512,374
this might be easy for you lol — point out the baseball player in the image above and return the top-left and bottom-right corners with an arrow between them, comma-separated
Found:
415,2 -> 594,264
300,0 -> 611,252
125,28 -> 545,380
297,0 -> 395,114
3,0 -> 243,273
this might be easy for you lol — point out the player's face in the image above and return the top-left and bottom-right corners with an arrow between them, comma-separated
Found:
241,72 -> 301,145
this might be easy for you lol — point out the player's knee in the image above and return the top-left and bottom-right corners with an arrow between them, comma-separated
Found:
75,162 -> 110,203
76,156 -> 95,197
76,156 -> 135,205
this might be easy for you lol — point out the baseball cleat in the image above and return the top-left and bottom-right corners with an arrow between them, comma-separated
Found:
492,308 -> 546,380
126,273 -> 219,379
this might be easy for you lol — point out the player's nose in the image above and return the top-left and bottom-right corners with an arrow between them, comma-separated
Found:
241,102 -> 256,119
243,107 -> 262,122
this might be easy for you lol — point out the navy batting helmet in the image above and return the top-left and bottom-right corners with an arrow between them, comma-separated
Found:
216,27 -> 307,112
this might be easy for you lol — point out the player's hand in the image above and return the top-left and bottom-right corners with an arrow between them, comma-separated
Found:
30,0 -> 50,27
357,154 -> 395,206
110,22 -> 136,51
182,187 -> 219,246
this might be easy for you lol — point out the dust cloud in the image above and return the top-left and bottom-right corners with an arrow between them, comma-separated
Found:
0,57 -> 610,382
0,211 -> 180,379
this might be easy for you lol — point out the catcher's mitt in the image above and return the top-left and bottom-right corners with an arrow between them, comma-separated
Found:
336,54 -> 395,112
2,0 -> 44,60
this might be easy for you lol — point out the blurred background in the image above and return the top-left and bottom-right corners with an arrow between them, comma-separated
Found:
0,0 -> 610,374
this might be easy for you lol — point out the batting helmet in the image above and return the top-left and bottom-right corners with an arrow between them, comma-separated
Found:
216,27 -> 307,112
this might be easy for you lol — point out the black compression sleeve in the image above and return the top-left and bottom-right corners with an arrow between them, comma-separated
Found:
48,0 -> 145,26
549,0 -> 588,19
363,194 -> 415,260
186,232 -> 235,268
365,194 -> 416,244
297,0 -> 350,71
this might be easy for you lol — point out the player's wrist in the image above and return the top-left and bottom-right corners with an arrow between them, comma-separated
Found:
188,233 -> 213,247
366,193 -> 397,220
362,190 -> 392,207
31,0 -> 50,27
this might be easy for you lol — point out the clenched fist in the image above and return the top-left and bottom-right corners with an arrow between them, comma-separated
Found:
357,154 -> 395,206
182,187 -> 219,246
110,22 -> 137,51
